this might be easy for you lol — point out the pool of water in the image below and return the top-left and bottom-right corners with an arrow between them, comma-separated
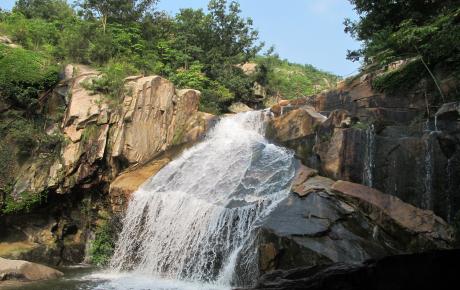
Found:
0,266 -> 230,290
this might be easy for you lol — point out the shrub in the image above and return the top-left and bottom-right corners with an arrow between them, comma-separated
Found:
0,44 -> 59,113
372,59 -> 426,94
90,221 -> 115,267
84,60 -> 138,104
2,190 -> 47,214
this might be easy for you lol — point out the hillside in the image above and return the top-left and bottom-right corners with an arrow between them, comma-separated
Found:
255,56 -> 340,99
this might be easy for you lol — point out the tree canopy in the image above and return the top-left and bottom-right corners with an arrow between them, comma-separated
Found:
345,0 -> 460,68
0,0 -> 338,114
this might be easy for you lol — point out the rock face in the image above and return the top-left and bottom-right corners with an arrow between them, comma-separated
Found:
11,65 -> 210,204
249,249 -> 460,290
1,64 -> 213,264
267,72 -> 460,222
0,257 -> 63,281
229,102 -> 254,113
109,146 -> 187,213
111,77 -> 201,168
253,165 -> 453,276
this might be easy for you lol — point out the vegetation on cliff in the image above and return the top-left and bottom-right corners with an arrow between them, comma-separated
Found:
345,0 -> 460,101
256,56 -> 339,99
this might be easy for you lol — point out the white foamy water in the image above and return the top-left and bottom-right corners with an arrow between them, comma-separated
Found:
109,111 -> 296,288
84,272 -> 230,290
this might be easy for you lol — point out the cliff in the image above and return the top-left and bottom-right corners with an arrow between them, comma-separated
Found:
0,64 -> 215,265
266,64 -> 460,223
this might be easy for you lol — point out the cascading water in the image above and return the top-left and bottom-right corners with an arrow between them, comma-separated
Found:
363,124 -> 376,187
109,111 -> 296,288
423,132 -> 435,210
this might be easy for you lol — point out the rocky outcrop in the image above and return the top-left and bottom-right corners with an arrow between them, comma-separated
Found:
253,165 -> 453,275
109,147 -> 186,213
237,62 -> 267,102
267,72 -> 460,222
0,35 -> 20,48
268,107 -> 326,143
248,249 -> 460,290
1,64 -> 214,264
332,181 -> 452,242
229,102 -> 254,113
0,257 -> 63,281
11,64 -> 210,202
111,77 -> 201,169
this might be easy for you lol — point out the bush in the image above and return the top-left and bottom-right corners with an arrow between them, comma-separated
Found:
90,221 -> 115,267
372,59 -> 427,94
84,60 -> 139,104
2,190 -> 47,214
0,13 -> 59,51
0,44 -> 59,113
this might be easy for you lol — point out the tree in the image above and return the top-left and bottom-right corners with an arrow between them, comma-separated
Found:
78,0 -> 158,32
206,0 -> 262,65
13,0 -> 73,21
344,0 -> 459,65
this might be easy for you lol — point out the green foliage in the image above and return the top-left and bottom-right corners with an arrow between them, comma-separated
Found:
80,124 -> 99,144
0,44 -> 59,113
170,63 -> 208,90
2,190 -> 47,214
0,13 -> 60,52
90,220 -> 115,267
84,60 -> 139,104
351,121 -> 369,130
345,1 -> 460,71
169,63 -> 236,114
78,0 -> 159,25
255,55 -> 339,99
13,0 -> 74,21
372,59 -> 427,94
0,0 -> 336,115
0,144 -> 15,190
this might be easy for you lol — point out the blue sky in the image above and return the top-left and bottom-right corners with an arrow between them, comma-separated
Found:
1,0 -> 362,76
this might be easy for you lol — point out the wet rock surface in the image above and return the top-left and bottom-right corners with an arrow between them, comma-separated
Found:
254,165 -> 453,275
246,249 -> 460,290
267,76 -> 460,222
0,257 -> 63,281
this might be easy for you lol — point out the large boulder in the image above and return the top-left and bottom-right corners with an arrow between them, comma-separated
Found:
109,147 -> 182,213
435,101 -> 460,121
229,102 -> 253,113
0,257 -> 63,281
253,165 -> 453,276
332,180 -> 452,242
111,77 -> 201,168
267,107 -> 326,143
315,128 -> 366,181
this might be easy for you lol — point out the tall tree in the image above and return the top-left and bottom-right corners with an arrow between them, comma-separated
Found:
13,0 -> 73,21
207,0 -> 261,64
78,0 -> 158,32
344,0 -> 458,64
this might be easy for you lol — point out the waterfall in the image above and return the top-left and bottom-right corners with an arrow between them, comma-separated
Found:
110,111 -> 296,287
423,132 -> 435,210
363,124 -> 376,187
446,158 -> 453,223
